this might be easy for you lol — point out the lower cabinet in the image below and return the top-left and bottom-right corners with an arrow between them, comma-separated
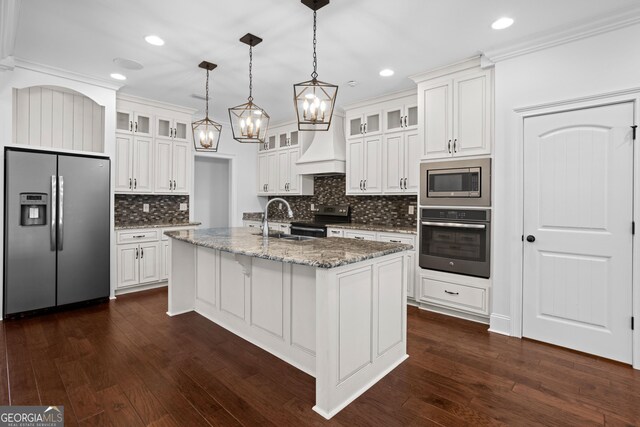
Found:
116,225 -> 197,291
328,228 -> 417,300
417,269 -> 491,319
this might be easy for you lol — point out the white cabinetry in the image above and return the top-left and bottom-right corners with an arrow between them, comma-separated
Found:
115,95 -> 194,195
114,134 -> 154,193
346,136 -> 382,194
344,91 -> 418,195
417,269 -> 490,319
155,139 -> 191,194
415,62 -> 492,159
329,228 -> 417,300
116,225 -> 197,292
257,122 -> 313,196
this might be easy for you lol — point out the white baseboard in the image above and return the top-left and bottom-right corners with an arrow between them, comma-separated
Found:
488,313 -> 511,336
417,303 -> 490,325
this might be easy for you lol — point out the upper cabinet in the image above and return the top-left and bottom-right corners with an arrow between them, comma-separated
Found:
344,92 -> 418,195
346,110 -> 382,139
257,123 -> 313,196
415,61 -> 493,160
116,110 -> 152,137
115,95 -> 195,195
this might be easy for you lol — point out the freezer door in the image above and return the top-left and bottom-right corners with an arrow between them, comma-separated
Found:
4,150 -> 57,315
56,155 -> 110,305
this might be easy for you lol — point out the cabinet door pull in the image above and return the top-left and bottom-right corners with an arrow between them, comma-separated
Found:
129,178 -> 132,189
354,236 -> 364,240
135,121 -> 138,132
135,248 -> 139,259
444,290 -> 459,295
359,180 -> 363,190
404,177 -> 408,189
364,123 -> 367,134
360,123 -> 364,134
129,121 -> 133,132
390,239 -> 401,243
173,180 -> 177,190
399,178 -> 403,189
140,248 -> 144,258
364,179 -> 367,190
132,235 -> 145,238
134,178 -> 137,189
453,139 -> 457,153
447,139 -> 452,154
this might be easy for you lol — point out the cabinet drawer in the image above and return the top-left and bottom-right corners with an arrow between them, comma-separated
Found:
327,228 -> 344,238
244,221 -> 262,229
377,233 -> 415,247
344,230 -> 377,241
117,229 -> 160,244
420,278 -> 487,314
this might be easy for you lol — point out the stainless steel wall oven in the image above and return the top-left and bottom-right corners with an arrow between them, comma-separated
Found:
419,208 -> 491,278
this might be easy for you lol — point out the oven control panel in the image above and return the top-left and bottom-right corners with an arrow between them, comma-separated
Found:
421,208 -> 490,222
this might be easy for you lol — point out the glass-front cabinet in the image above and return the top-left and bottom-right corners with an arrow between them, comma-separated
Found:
384,102 -> 418,133
346,110 -> 382,139
116,110 -> 152,136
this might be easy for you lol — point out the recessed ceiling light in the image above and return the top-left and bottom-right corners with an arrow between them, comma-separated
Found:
145,35 -> 165,46
491,17 -> 514,30
347,80 -> 358,87
379,69 -> 394,77
110,73 -> 127,81
113,57 -> 144,70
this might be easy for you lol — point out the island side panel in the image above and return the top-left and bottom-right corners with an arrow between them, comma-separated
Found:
313,252 -> 409,419
167,239 -> 196,316
192,246 -> 316,376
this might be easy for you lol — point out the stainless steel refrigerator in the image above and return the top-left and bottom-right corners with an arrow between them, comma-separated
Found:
4,148 -> 110,316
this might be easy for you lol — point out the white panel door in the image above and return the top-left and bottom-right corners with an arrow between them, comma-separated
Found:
116,244 -> 139,288
404,131 -> 420,193
523,102 -> 634,363
422,82 -> 451,159
172,141 -> 191,194
139,242 -> 161,284
133,137 -> 154,193
364,135 -> 382,193
383,133 -> 403,193
155,139 -> 173,193
114,134 -> 133,192
453,71 -> 490,157
346,139 -> 364,194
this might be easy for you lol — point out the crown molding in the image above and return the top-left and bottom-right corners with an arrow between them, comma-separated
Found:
410,56 -> 484,84
341,88 -> 417,111
117,93 -> 197,115
12,58 -> 124,91
483,6 -> 640,63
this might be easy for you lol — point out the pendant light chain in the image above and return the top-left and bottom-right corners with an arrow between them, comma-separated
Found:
311,10 -> 318,80
248,45 -> 253,102
205,69 -> 210,118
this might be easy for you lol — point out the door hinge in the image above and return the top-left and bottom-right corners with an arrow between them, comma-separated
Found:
521,235 -> 524,242
633,221 -> 636,235
632,125 -> 637,141
632,316 -> 635,330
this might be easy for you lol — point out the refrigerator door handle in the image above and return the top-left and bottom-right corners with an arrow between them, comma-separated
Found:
58,175 -> 64,251
51,175 -> 57,251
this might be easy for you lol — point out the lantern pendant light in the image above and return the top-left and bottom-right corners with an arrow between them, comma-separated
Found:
192,61 -> 222,152
293,0 -> 338,132
229,34 -> 270,143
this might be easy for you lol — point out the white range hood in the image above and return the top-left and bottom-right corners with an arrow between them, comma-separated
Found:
295,115 -> 346,175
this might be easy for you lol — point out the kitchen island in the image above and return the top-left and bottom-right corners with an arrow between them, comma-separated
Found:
165,227 -> 411,419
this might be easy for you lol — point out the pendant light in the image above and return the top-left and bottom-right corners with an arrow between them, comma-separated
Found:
293,0 -> 338,131
229,33 -> 270,143
192,61 -> 222,152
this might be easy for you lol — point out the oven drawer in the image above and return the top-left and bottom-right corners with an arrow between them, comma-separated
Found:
420,277 -> 487,314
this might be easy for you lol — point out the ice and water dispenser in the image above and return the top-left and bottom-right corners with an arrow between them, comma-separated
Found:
20,193 -> 47,226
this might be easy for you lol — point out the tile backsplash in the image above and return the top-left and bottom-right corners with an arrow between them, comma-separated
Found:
268,176 -> 417,227
115,194 -> 189,226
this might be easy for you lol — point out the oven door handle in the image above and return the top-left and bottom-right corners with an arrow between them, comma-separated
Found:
290,226 -> 325,233
421,221 -> 486,229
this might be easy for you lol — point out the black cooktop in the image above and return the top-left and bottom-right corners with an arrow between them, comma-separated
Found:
291,204 -> 351,229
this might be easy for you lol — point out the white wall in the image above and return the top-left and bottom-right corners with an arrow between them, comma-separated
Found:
194,157 -> 230,228
0,63 -> 119,312
191,127 -> 264,227
491,23 -> 640,334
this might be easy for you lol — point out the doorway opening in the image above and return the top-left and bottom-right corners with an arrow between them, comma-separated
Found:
194,157 -> 231,228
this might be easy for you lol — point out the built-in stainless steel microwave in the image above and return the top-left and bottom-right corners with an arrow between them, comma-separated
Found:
420,158 -> 491,206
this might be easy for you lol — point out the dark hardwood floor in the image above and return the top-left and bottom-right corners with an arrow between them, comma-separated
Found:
1,288 -> 639,426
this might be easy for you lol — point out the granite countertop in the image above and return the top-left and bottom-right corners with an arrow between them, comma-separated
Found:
325,222 -> 417,235
165,227 -> 411,269
116,222 -> 201,230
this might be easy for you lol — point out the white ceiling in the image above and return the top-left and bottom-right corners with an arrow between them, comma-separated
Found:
13,0 -> 640,123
